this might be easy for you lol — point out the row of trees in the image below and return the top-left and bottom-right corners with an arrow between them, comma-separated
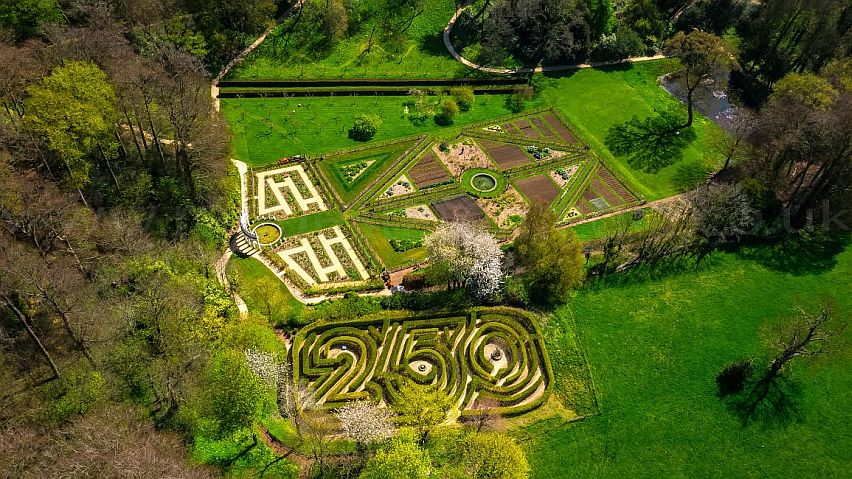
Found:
0,0 -> 275,476
279,379 -> 528,479
1,1 -> 237,241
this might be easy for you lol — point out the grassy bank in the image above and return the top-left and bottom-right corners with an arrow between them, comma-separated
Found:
226,0 -> 472,81
538,60 -> 725,201
226,254 -> 303,323
526,239 -> 852,477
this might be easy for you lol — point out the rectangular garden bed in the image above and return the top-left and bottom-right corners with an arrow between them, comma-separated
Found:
407,152 -> 451,188
478,140 -> 531,169
432,195 -> 487,222
514,119 -> 540,139
542,112 -> 577,143
515,174 -> 562,206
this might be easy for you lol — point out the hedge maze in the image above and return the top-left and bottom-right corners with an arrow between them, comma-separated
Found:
291,309 -> 553,417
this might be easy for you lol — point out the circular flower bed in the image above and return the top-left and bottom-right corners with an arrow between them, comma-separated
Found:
252,222 -> 282,246
460,168 -> 506,198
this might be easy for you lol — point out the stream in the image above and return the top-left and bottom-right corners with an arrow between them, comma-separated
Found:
660,70 -> 751,132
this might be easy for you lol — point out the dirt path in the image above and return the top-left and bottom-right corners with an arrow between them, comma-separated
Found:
257,425 -> 313,479
443,1 -> 666,74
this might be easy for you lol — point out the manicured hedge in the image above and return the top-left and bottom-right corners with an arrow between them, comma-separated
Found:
290,308 -> 554,418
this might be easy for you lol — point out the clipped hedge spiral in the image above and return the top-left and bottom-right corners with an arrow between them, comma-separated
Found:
291,309 -> 553,417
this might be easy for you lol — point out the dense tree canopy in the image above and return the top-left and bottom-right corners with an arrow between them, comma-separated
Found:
514,204 -> 585,305
24,61 -> 117,189
482,0 -> 591,65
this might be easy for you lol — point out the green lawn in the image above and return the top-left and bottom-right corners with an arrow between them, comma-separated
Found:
226,254 -> 303,324
317,141 -> 417,204
221,93 -> 521,166
568,208 -> 653,242
274,210 -> 346,236
526,240 -> 852,478
538,60 -> 726,201
226,0 -> 474,81
358,222 -> 428,270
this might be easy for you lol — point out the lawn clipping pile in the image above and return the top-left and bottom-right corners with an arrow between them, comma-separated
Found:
292,309 -> 554,417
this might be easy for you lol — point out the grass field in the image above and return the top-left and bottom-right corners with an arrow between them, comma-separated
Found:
226,254 -> 303,323
221,94 -> 522,165
525,239 -> 852,478
274,210 -> 346,236
358,222 -> 428,270
538,60 -> 725,201
568,208 -> 653,242
317,141 -> 417,204
226,0 -> 473,81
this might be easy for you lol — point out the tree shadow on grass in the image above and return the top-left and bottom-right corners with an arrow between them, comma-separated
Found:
722,376 -> 804,428
735,230 -> 851,276
605,112 -> 697,173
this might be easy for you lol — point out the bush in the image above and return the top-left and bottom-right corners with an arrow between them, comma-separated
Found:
450,86 -> 475,111
591,29 -> 645,62
390,238 -> 423,252
348,114 -> 381,141
45,368 -> 106,423
506,85 -> 534,113
401,272 -> 426,290
435,97 -> 460,125
716,359 -> 753,396
501,275 -> 529,306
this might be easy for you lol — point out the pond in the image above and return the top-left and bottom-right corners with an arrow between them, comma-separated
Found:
660,70 -> 751,132
472,173 -> 498,192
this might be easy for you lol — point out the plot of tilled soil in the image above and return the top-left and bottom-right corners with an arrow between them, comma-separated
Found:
597,168 -> 637,202
432,195 -> 487,222
542,112 -> 577,143
407,152 -> 451,188
514,175 -> 561,205
514,119 -> 541,139
531,116 -> 559,140
478,140 -> 531,169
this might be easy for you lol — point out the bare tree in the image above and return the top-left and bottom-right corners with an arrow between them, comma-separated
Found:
465,397 -> 504,433
689,183 -> 757,262
741,302 -> 844,420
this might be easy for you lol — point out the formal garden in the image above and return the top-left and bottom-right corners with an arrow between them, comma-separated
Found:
2,1 -> 848,479
213,17 -> 850,478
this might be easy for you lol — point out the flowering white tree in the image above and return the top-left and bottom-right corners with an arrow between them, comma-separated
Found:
243,349 -> 278,387
424,222 -> 503,299
335,400 -> 396,452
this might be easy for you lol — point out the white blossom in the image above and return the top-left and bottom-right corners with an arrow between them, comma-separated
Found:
424,222 -> 504,299
243,349 -> 278,387
335,400 -> 396,446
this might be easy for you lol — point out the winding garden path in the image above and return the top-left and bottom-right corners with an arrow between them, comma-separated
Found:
443,1 -> 666,74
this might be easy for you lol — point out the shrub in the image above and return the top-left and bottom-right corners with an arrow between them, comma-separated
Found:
716,359 -> 753,396
435,97 -> 460,125
506,85 -> 534,113
45,368 -> 106,423
390,238 -> 423,252
349,114 -> 381,141
591,29 -> 645,62
401,272 -> 426,290
450,86 -> 476,111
